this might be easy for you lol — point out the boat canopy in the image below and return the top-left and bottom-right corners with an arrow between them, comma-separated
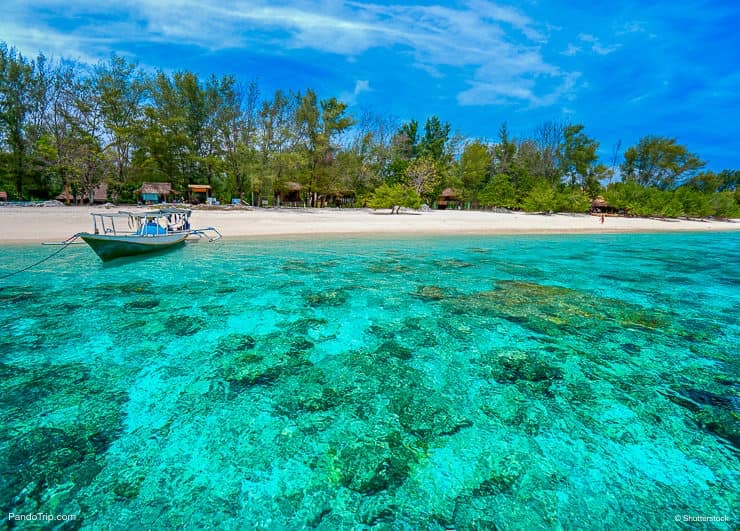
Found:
90,209 -> 193,236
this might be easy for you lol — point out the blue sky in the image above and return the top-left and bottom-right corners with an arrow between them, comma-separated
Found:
4,0 -> 739,171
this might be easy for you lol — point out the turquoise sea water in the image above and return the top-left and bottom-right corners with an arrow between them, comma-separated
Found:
1,232 -> 738,529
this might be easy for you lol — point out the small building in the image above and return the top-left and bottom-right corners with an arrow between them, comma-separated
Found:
187,184 -> 212,204
437,188 -> 461,210
0,191 -> 7,202
56,183 -> 109,205
276,181 -> 303,207
138,182 -> 173,204
590,196 -> 621,215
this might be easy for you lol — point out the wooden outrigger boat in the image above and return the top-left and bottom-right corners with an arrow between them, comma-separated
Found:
76,208 -> 222,261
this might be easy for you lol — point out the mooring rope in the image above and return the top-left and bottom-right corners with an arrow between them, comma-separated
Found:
0,233 -> 81,280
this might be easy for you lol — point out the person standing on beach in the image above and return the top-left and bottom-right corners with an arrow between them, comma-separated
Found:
601,215 -> 605,224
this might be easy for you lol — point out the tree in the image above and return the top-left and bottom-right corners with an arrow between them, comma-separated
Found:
710,191 -> 739,218
0,44 -> 50,197
59,72 -> 110,203
522,182 -> 556,213
46,60 -> 81,202
72,131 -> 109,203
136,70 -> 230,194
404,155 -> 440,204
510,139 -> 542,195
218,79 -> 259,201
257,89 -> 299,204
686,169 -> 739,193
533,120 -> 564,185
621,135 -> 705,189
478,174 -> 516,208
491,121 -> 516,177
418,115 -> 451,164
560,124 -> 599,187
94,54 -> 146,196
342,110 -> 397,196
136,71 -> 190,189
555,187 -> 591,213
367,183 -> 421,213
458,140 -> 491,201
604,181 -> 657,216
385,120 -> 418,185
295,89 -> 354,206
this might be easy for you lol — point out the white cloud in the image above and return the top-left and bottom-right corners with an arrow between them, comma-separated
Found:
617,21 -> 648,35
561,44 -> 581,56
354,80 -> 370,94
1,0 -> 580,108
458,71 -> 580,108
339,79 -> 372,105
578,33 -> 621,55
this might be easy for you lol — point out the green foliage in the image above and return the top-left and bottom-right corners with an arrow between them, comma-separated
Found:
622,135 -> 705,189
395,120 -> 418,159
605,181 -> 738,218
491,121 -> 516,177
604,181 -> 644,213
404,155 -> 441,205
367,183 -> 421,213
478,174 -> 516,208
458,140 -> 491,200
560,124 -> 599,187
0,43 -> 49,197
510,140 -> 544,195
522,182 -> 556,213
583,166 -> 606,199
710,191 -> 740,218
418,116 -> 451,164
686,169 -> 739,193
294,90 -> 355,205
555,187 -> 591,213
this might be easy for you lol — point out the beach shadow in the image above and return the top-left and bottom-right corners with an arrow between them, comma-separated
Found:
370,211 -> 423,216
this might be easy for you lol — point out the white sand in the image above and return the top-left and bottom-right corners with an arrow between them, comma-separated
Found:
0,205 -> 737,243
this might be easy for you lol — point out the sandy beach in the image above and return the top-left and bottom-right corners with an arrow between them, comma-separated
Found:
0,205 -> 738,243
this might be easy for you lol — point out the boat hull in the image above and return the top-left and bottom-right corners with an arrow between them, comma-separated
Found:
80,233 -> 188,261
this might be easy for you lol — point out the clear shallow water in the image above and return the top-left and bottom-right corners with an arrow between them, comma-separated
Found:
1,232 -> 738,529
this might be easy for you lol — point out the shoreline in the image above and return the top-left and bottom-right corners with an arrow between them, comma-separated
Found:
0,206 -> 738,244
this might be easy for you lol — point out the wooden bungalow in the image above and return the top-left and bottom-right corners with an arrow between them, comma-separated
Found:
138,182 -> 173,204
187,184 -> 212,204
276,181 -> 303,207
0,191 -> 7,203
437,188 -> 461,210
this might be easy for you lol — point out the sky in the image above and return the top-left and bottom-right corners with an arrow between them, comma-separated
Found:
3,0 -> 740,171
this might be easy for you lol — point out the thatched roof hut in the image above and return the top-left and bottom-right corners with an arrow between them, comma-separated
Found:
437,188 -> 461,209
282,181 -> 302,192
139,182 -> 173,195
590,195 -> 621,214
276,181 -> 303,206
138,182 -> 173,203
56,183 -> 108,204
591,196 -> 608,208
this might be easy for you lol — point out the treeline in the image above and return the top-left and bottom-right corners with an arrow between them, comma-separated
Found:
1,42 -> 738,217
